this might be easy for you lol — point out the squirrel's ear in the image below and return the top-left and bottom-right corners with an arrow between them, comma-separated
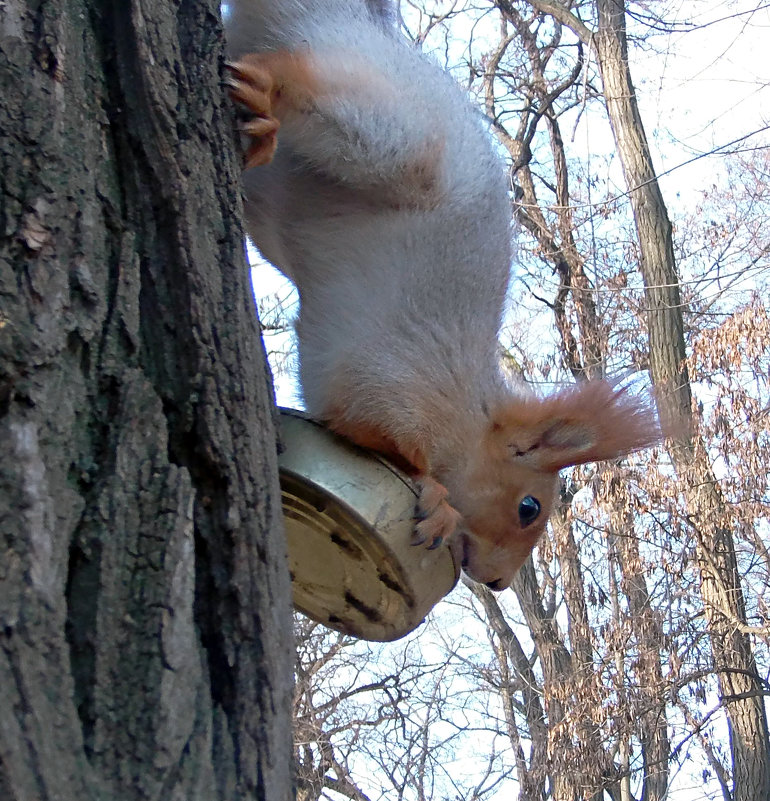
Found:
490,382 -> 660,472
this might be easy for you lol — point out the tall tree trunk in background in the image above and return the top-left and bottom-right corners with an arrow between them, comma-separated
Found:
609,502 -> 670,801
509,560 -> 619,801
591,0 -> 690,435
468,582 -> 550,801
522,1 -> 770,797
592,4 -> 770,800
0,2 -> 294,800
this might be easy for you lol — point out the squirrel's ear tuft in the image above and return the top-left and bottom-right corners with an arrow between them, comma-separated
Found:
490,381 -> 661,472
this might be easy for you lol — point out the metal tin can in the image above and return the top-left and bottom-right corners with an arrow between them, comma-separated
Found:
278,409 -> 460,641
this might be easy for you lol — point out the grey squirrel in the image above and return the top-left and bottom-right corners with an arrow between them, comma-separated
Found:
225,0 -> 659,590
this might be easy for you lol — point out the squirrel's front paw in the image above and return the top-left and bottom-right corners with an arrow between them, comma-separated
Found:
411,476 -> 462,550
226,58 -> 280,168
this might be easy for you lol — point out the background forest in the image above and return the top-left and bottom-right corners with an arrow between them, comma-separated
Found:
254,1 -> 770,799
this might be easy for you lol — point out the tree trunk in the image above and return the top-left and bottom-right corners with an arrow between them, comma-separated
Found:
592,2 -> 770,799
0,2 -> 294,799
512,558 -> 617,800
592,0 -> 690,435
468,581 -> 549,800
609,503 -> 670,801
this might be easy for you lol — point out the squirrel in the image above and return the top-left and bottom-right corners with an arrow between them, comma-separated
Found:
225,0 -> 659,590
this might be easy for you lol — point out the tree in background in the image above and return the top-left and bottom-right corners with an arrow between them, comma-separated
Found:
0,2 -> 293,798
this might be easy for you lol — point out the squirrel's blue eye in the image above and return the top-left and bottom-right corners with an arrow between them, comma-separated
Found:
518,496 -> 541,527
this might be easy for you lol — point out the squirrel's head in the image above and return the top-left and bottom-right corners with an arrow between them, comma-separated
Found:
446,382 -> 660,590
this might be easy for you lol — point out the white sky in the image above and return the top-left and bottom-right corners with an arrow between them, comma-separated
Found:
620,0 -> 770,205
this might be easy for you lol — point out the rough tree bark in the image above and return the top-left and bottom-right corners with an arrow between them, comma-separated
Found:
519,1 -> 770,798
0,1 -> 294,799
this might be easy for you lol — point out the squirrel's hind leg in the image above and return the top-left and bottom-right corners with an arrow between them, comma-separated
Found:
227,46 -> 443,209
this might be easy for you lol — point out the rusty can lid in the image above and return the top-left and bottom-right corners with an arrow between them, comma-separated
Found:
277,408 -> 460,641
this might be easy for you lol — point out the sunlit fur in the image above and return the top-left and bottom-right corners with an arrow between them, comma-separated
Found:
226,1 -> 660,589
441,383 -> 661,587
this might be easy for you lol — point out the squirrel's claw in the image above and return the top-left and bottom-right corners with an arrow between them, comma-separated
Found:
412,476 -> 462,549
